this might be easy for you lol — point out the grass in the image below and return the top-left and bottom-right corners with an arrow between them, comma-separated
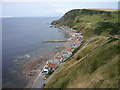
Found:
46,9 -> 119,88
54,9 -> 118,39
87,8 -> 118,11
44,36 -> 119,88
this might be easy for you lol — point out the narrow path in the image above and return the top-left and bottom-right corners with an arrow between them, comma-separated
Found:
67,54 -> 88,69
73,37 -> 94,57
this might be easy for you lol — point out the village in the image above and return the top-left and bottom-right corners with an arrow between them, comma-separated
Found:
26,26 -> 84,84
41,26 -> 84,76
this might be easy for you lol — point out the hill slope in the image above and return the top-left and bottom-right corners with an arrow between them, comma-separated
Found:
51,9 -> 119,38
45,9 -> 119,88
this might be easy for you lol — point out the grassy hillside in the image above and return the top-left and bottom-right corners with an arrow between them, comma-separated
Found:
45,36 -> 119,88
87,8 -> 118,11
51,9 -> 119,38
45,9 -> 119,88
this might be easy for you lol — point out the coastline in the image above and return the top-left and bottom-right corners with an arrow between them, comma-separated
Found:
24,27 -> 68,88
25,24 -> 84,88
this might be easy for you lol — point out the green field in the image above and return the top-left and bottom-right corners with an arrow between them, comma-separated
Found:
51,9 -> 119,39
45,9 -> 119,88
45,36 -> 119,88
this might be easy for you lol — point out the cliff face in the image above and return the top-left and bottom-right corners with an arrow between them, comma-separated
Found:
51,9 -> 119,38
45,9 -> 119,88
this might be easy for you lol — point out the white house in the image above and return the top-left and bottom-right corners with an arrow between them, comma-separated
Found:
76,35 -> 83,39
54,56 -> 63,62
61,50 -> 72,58
42,65 -> 49,74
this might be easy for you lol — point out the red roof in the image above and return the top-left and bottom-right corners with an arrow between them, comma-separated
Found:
71,30 -> 77,33
54,57 -> 62,59
47,63 -> 57,68
75,34 -> 81,36
67,48 -> 73,51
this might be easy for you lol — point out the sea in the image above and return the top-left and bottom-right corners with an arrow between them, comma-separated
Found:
2,17 -> 66,88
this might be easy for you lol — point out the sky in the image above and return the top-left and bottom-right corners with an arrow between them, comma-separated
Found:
1,0 -> 119,17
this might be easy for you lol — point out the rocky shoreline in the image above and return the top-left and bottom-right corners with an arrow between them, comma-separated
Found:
22,22 -> 84,88
24,27 -> 69,88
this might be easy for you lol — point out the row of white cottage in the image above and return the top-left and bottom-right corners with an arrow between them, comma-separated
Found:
42,29 -> 83,74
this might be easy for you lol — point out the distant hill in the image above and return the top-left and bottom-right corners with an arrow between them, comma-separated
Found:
51,9 -> 119,38
45,9 -> 119,88
87,8 -> 118,11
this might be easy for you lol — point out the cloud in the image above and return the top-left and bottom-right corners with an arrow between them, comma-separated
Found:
50,3 -> 74,8
56,7 -> 88,14
50,4 -> 64,7
56,8 -> 72,14
1,1 -> 118,17
0,16 -> 14,17
2,0 -> 119,2
56,8 -> 77,15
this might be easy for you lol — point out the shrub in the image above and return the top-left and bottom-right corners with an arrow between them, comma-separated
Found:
94,22 -> 120,35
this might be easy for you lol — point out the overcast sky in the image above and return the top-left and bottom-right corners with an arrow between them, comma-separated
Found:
1,0 -> 119,17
